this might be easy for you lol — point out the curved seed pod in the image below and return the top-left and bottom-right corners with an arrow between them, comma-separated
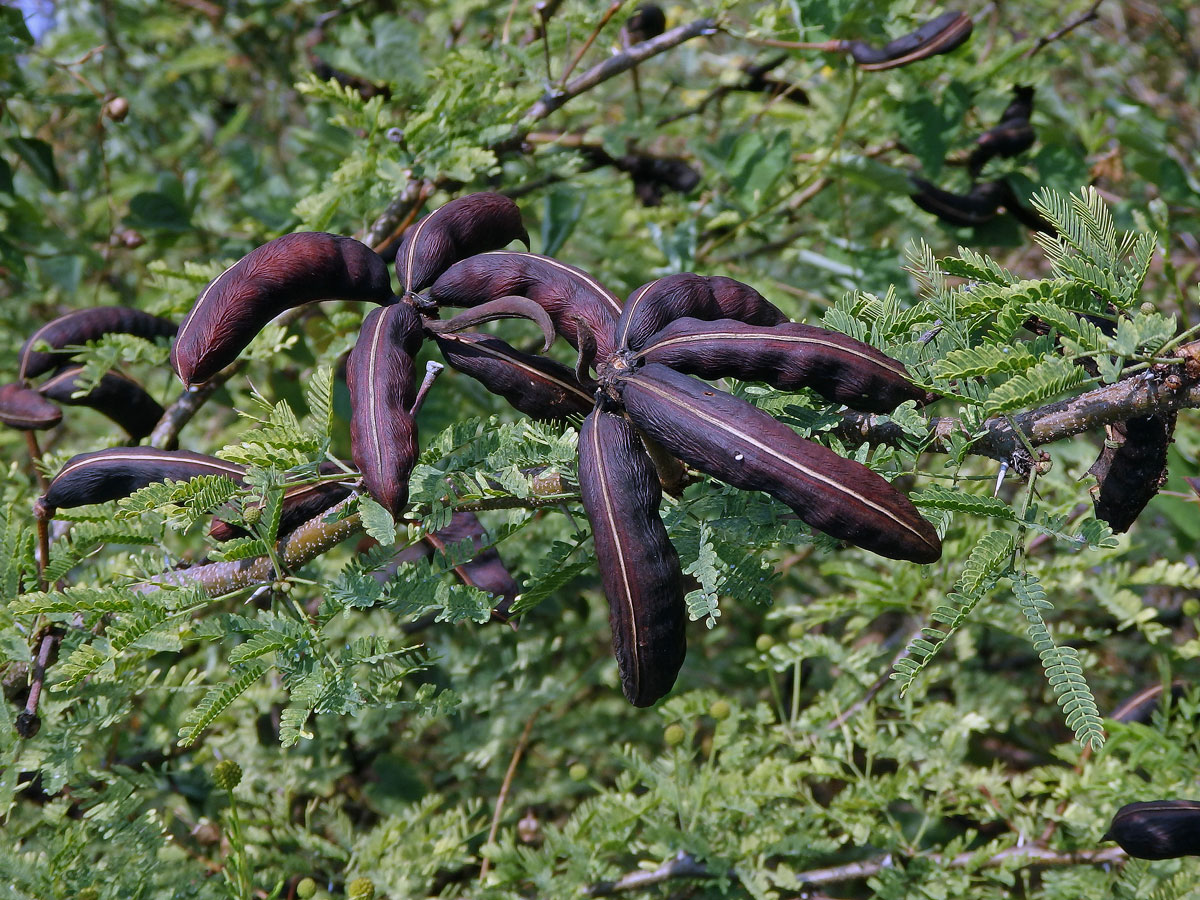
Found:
968,120 -> 1035,177
423,294 -> 555,351
432,332 -> 594,419
40,447 -> 245,514
845,11 -> 972,70
424,510 -> 521,622
0,382 -> 62,430
616,363 -> 941,563
1109,681 -> 1187,725
1089,413 -> 1175,533
428,251 -> 622,359
37,367 -> 164,440
1102,800 -> 1200,859
617,273 -> 787,352
910,178 -> 1006,227
19,307 -> 177,381
396,192 -> 529,296
172,232 -> 393,387
636,317 -> 926,413
621,5 -> 666,44
999,85 -> 1035,125
209,463 -> 354,542
347,303 -> 424,517
578,408 -> 685,707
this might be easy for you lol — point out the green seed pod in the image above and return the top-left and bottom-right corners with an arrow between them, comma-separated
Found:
636,317 -> 927,412
1103,800 -> 1200,859
616,364 -> 941,563
578,409 -> 686,707
347,303 -> 424,517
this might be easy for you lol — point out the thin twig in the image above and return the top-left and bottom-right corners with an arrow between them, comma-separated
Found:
824,622 -> 923,730
557,1 -> 624,88
584,850 -> 714,896
1024,0 -> 1104,58
480,709 -> 540,880
23,431 -> 48,491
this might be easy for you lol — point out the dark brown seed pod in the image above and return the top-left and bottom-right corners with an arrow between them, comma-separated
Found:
422,294 -> 556,351
1109,681 -> 1187,725
909,177 -> 1006,227
615,363 -> 941,563
968,120 -> 1035,177
37,367 -> 164,441
346,303 -> 424,518
171,232 -> 393,387
622,5 -> 666,45
578,408 -> 686,707
845,11 -> 972,70
423,510 -> 521,622
209,463 -> 354,542
19,306 -> 177,381
636,317 -> 926,413
1102,800 -> 1200,859
1089,413 -> 1176,533
396,192 -> 529,296
432,332 -> 594,420
427,251 -> 622,359
617,273 -> 788,353
999,85 -> 1035,125
39,447 -> 245,514
0,382 -> 62,431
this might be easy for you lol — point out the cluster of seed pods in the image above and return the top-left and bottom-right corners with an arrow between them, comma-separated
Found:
26,192 -> 942,709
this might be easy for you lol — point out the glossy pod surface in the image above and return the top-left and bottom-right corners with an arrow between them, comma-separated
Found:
428,251 -> 622,359
346,303 -> 424,517
910,178 -> 1007,227
172,232 -> 393,386
1108,681 -> 1187,725
41,447 -> 244,512
579,409 -> 686,706
395,192 -> 529,295
38,367 -> 164,440
636,317 -> 926,413
617,273 -> 788,352
1103,800 -> 1200,859
433,332 -> 594,420
616,364 -> 941,563
847,11 -> 972,69
19,307 -> 177,381
0,382 -> 62,430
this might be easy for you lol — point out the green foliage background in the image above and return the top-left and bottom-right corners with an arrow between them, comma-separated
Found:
3,1 -> 1200,898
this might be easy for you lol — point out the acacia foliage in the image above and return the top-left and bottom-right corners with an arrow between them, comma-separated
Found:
2,2 -> 1200,899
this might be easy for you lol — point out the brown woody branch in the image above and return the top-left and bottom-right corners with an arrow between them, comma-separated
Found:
835,348 -> 1200,473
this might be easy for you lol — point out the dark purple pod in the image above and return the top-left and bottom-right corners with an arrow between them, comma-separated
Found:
968,120 -> 1035,177
432,331 -> 594,420
636,317 -> 926,413
346,303 -> 424,518
172,232 -> 393,387
578,409 -> 685,707
0,382 -> 62,430
428,251 -> 622,360
39,447 -> 245,514
622,5 -> 666,44
423,510 -> 521,622
37,367 -> 164,440
1089,413 -> 1175,533
1109,681 -> 1187,725
846,11 -> 972,70
209,463 -> 354,542
396,192 -> 529,296
1103,800 -> 1200,859
616,273 -> 787,353
615,363 -> 941,563
19,307 -> 177,381
910,178 -> 1006,227
998,85 -> 1035,125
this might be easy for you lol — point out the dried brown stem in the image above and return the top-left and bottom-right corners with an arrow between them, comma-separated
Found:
479,709 -> 540,880
1024,0 -> 1104,58
557,1 -> 624,88
23,431 -> 48,491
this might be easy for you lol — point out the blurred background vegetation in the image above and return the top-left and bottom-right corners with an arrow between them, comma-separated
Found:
3,2 -> 1200,898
